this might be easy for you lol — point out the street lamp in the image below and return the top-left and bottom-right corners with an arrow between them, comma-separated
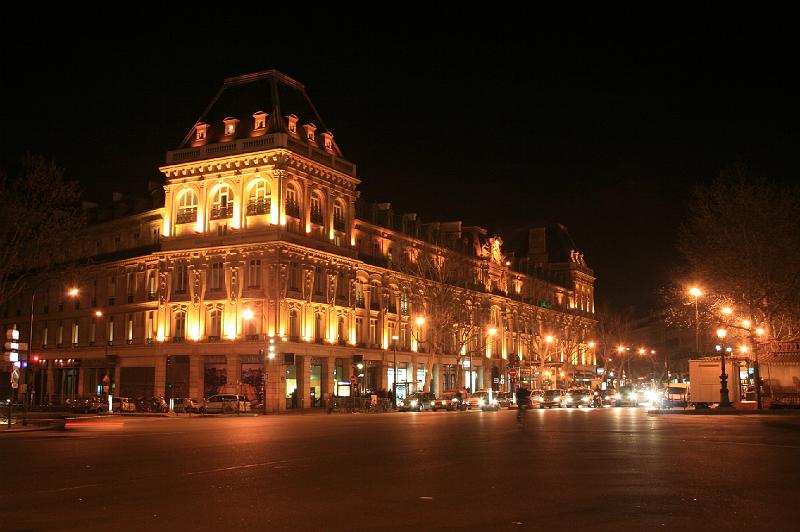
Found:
689,287 -> 702,354
391,334 -> 399,409
542,335 -> 554,390
715,328 -> 732,407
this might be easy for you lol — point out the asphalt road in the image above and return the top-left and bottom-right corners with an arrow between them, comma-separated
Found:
2,408 -> 799,531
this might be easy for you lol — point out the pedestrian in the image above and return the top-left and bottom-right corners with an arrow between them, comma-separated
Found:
515,385 -> 531,425
325,393 -> 334,414
388,387 -> 394,408
291,388 -> 298,409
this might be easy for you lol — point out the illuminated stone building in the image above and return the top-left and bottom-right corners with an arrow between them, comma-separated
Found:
7,70 -> 596,410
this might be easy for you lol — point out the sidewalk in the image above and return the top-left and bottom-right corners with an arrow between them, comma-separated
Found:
648,407 -> 800,415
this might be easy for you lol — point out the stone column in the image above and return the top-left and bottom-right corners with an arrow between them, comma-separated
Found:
227,354 -> 241,395
77,367 -> 86,397
298,355 -> 311,409
265,360 -> 285,413
322,357 -> 335,398
189,355 -> 203,399
46,365 -> 55,403
152,356 -> 165,398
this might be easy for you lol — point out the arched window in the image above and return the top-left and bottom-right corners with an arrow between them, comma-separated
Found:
285,185 -> 299,217
333,201 -> 345,231
289,310 -> 300,339
310,193 -> 323,225
210,185 -> 233,220
247,180 -> 271,215
174,311 -> 186,341
208,309 -> 222,340
176,190 -> 198,225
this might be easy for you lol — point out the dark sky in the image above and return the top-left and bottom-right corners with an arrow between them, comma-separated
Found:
2,9 -> 797,312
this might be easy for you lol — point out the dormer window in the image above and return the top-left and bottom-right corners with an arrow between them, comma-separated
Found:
321,131 -> 334,153
223,117 -> 239,138
253,111 -> 267,132
303,123 -> 317,143
194,123 -> 209,145
286,114 -> 298,135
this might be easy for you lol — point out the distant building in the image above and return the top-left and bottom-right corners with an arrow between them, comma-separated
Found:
5,70 -> 597,410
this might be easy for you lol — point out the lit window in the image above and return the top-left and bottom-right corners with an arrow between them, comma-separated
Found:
195,123 -> 208,142
286,114 -> 298,134
174,312 -> 185,340
211,185 -> 233,220
176,190 -> 199,225
223,117 -> 239,137
247,180 -> 271,215
303,123 -> 317,142
247,260 -> 261,288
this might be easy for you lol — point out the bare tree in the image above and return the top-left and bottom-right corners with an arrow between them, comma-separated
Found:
400,247 -> 478,392
678,164 -> 800,340
595,305 -> 635,384
0,154 -> 84,308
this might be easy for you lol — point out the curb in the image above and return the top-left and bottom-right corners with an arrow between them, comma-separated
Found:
648,409 -> 800,416
0,422 -> 65,434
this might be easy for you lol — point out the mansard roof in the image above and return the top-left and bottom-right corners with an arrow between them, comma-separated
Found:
165,70 -> 355,175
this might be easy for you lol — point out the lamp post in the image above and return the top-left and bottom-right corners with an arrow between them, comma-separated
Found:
541,335 -> 554,390
391,334 -> 399,409
485,327 -> 497,392
715,328 -> 732,407
753,327 -> 764,410
689,287 -> 702,354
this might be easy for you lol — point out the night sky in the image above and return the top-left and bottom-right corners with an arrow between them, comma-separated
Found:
2,9 -> 797,312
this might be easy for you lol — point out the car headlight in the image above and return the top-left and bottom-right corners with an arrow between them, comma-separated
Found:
581,397 -> 590,402
411,400 -> 418,407
615,393 -> 621,400
630,393 -> 638,401
452,399 -> 459,403
478,399 -> 486,406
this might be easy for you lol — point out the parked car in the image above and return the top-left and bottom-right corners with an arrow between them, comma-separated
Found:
563,388 -> 592,408
173,397 -> 202,413
541,389 -> 565,408
399,392 -> 436,412
601,388 -> 618,406
614,386 -> 639,407
465,390 -> 500,411
200,394 -> 249,414
497,392 -> 515,408
108,397 -> 137,413
69,396 -> 106,413
431,390 -> 466,411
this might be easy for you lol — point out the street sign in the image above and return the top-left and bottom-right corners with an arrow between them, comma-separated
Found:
6,327 -> 19,341
349,374 -> 357,383
509,368 -> 517,377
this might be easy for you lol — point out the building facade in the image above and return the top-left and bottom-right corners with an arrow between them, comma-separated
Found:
6,70 -> 597,411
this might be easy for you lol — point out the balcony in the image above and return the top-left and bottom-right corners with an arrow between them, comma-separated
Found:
310,208 -> 324,225
246,334 -> 261,341
247,198 -> 270,216
333,216 -> 345,231
210,204 -> 233,220
285,200 -> 300,218
176,207 -> 197,225
207,335 -> 221,342
172,336 -> 185,343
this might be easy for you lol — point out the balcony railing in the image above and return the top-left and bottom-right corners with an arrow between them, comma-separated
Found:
285,200 -> 300,218
207,335 -> 221,342
210,204 -> 233,220
176,207 -> 197,225
310,208 -> 324,225
247,198 -> 270,216
333,216 -> 345,231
